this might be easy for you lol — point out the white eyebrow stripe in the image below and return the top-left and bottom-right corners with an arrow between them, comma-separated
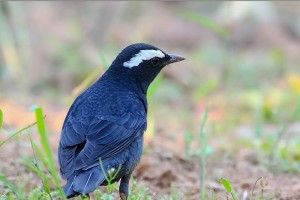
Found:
123,49 -> 165,68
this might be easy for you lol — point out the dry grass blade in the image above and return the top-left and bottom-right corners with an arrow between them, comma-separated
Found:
250,176 -> 263,200
0,108 -> 3,132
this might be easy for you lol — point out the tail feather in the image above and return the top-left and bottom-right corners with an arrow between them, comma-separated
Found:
73,166 -> 105,194
63,174 -> 78,198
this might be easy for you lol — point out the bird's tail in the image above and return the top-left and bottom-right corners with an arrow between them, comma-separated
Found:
63,174 -> 78,198
63,166 -> 105,198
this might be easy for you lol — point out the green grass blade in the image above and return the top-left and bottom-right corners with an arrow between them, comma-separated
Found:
220,178 -> 233,192
195,80 -> 218,100
0,174 -> 23,199
22,160 -> 53,194
178,10 -> 228,39
200,107 -> 209,200
31,141 -> 49,169
211,188 -> 218,200
99,158 -> 109,183
72,53 -> 108,98
7,192 -> 15,200
147,74 -> 162,99
0,108 -> 3,132
220,178 -> 239,200
34,107 -> 66,199
72,68 -> 102,98
0,120 -> 38,148
99,53 -> 109,69
28,136 -> 55,199
200,107 -> 209,134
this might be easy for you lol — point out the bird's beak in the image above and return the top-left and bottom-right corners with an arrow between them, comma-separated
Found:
165,54 -> 185,65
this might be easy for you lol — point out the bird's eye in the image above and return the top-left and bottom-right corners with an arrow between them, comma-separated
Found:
151,57 -> 160,66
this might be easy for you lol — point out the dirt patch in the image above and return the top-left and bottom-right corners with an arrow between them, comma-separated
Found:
134,144 -> 300,200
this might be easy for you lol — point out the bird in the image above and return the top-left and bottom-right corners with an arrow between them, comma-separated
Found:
58,43 -> 185,199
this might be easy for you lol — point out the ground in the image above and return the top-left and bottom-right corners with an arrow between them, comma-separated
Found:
1,99 -> 300,200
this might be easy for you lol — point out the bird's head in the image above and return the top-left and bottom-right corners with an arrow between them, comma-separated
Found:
109,43 -> 185,92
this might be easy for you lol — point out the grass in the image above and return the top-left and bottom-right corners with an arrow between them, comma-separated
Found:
94,178 -> 151,200
219,178 -> 239,200
34,107 -> 65,198
0,175 -> 23,199
0,107 -> 65,199
199,107 -> 209,200
0,120 -> 38,148
183,106 -> 214,200
2,104 -> 281,200
177,10 -> 228,39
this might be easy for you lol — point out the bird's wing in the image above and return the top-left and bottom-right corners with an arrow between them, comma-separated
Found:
59,115 -> 88,179
73,111 -> 146,170
59,109 -> 146,178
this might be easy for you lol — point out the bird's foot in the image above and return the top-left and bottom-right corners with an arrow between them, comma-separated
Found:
120,192 -> 127,200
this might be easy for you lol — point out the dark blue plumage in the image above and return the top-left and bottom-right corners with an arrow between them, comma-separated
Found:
58,43 -> 185,199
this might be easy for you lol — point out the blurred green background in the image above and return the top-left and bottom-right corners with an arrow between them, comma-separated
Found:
1,1 -> 300,199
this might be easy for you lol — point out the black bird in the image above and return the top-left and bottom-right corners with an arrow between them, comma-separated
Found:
58,43 -> 185,199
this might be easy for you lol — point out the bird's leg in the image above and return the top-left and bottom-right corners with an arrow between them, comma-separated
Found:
119,173 -> 131,200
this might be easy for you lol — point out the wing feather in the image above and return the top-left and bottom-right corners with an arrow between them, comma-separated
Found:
59,111 -> 146,178
74,112 -> 146,170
